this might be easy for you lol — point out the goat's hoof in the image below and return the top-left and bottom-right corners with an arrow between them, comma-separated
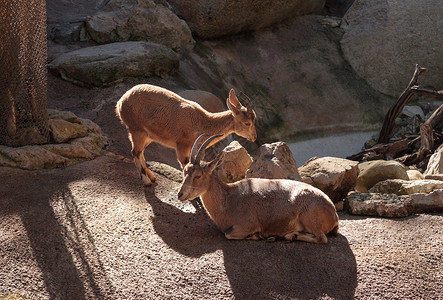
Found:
142,178 -> 153,187
266,236 -> 276,243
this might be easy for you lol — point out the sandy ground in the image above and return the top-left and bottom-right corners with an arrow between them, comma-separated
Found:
0,75 -> 442,299
1,1 -> 442,296
1,154 -> 442,299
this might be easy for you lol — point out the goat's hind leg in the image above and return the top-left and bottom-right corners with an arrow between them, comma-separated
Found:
129,131 -> 156,186
225,225 -> 259,240
294,231 -> 328,244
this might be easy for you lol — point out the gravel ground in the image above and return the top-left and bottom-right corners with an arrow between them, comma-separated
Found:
0,152 -> 442,299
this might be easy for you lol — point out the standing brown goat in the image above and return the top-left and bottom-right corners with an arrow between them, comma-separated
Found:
178,135 -> 339,244
116,84 -> 256,186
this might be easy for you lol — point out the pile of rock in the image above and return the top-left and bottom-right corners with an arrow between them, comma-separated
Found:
0,110 -> 107,169
216,141 -> 443,218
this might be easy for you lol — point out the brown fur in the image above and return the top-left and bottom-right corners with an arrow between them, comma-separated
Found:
115,84 -> 256,185
178,151 -> 339,244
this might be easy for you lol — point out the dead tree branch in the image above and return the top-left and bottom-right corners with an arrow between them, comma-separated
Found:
377,64 -> 427,144
348,65 -> 443,167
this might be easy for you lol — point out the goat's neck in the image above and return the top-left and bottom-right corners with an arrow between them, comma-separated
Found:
200,173 -> 230,228
203,111 -> 235,139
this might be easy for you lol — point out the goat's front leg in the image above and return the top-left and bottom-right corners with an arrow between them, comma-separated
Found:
175,143 -> 191,169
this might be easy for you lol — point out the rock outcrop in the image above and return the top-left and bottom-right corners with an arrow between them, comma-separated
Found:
86,0 -> 194,50
48,41 -> 179,87
0,110 -> 107,169
299,156 -> 358,203
179,15 -> 391,141
167,0 -> 325,39
341,0 -> 443,97
246,142 -> 301,181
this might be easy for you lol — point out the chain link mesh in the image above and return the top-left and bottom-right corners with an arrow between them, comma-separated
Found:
0,0 -> 49,147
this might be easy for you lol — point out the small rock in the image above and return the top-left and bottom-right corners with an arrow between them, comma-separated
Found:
425,174 -> 443,181
70,134 -> 107,157
355,160 -> 409,192
218,141 -> 252,183
424,144 -> 443,176
0,145 -> 69,169
147,161 -> 183,183
407,169 -> 425,180
401,105 -> 425,120
410,189 -> 443,213
48,22 -> 86,44
334,200 -> 344,211
345,192 -> 413,218
43,143 -> 93,160
299,156 -> 358,203
369,179 -> 443,195
246,142 -> 301,181
47,109 -> 81,123
49,119 -> 89,143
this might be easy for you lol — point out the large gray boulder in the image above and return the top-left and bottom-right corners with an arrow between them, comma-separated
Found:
299,157 -> 358,203
48,41 -> 179,87
86,0 -> 194,50
341,0 -> 443,97
167,0 -> 325,38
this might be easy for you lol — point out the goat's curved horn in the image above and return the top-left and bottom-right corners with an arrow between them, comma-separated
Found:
239,92 -> 253,112
190,134 -> 210,164
194,134 -> 223,164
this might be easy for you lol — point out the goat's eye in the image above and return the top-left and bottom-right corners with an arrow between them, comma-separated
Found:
244,122 -> 251,126
194,175 -> 201,179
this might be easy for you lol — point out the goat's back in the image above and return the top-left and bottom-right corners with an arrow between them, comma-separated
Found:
228,178 -> 338,234
116,84 -> 207,146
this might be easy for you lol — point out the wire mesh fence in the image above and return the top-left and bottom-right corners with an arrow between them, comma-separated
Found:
0,0 -> 49,147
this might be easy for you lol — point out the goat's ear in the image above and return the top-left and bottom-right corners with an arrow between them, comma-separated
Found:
208,151 -> 224,172
226,89 -> 241,114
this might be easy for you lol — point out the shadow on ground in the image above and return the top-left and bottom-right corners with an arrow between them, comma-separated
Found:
144,188 -> 357,299
0,168 -> 115,299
